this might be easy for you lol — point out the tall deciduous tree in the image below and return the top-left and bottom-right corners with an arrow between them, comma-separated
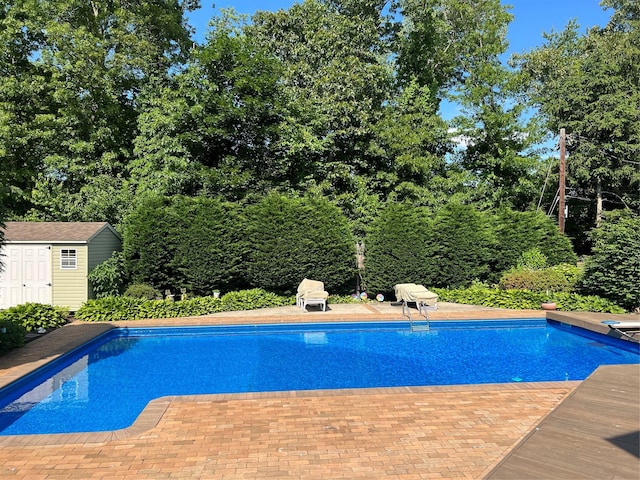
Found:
515,0 -> 640,225
0,0 -> 198,224
0,0 -> 54,218
368,80 -> 464,208
131,10 -> 287,202
248,0 -> 393,202
446,0 -> 545,210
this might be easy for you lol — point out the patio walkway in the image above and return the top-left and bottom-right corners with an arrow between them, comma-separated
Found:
0,302 -> 637,479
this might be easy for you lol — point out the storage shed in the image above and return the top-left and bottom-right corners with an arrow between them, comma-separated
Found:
0,222 -> 122,311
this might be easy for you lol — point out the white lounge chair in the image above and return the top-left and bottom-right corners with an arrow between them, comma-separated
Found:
601,320 -> 640,340
394,283 -> 438,319
296,278 -> 329,312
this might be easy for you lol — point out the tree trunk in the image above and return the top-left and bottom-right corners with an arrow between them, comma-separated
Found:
595,177 -> 603,225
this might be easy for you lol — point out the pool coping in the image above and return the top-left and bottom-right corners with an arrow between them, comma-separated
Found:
0,306 -> 636,447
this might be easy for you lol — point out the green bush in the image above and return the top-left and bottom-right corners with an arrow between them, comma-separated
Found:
122,195 -> 251,296
328,294 -> 363,304
88,251 -> 125,298
122,195 -> 187,292
434,286 -> 626,313
365,204 -> 576,292
0,318 -> 26,354
244,194 -> 356,294
580,213 -> 640,311
170,197 -> 246,294
0,303 -> 69,332
124,283 -> 162,300
492,209 -> 577,273
499,264 -> 582,293
362,202 -> 433,295
499,269 -> 567,292
76,289 -> 293,322
427,204 -> 496,288
217,289 -> 294,311
517,248 -> 548,270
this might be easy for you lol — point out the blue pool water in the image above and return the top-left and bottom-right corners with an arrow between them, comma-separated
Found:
0,320 -> 637,435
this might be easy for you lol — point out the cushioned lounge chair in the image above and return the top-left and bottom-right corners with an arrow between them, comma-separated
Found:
296,278 -> 329,312
394,283 -> 438,319
601,320 -> 640,340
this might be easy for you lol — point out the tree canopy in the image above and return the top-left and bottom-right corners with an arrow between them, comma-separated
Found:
515,0 -> 640,227
1,0 -> 637,253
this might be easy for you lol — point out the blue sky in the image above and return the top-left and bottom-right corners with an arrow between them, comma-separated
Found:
188,0 -> 613,55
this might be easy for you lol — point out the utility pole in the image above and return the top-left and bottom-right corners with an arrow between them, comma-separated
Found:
558,128 -> 566,233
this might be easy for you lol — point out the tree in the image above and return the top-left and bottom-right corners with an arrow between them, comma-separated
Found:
130,10 -> 289,203
515,1 -> 640,226
391,0 -> 512,94
248,1 -> 393,208
580,212 -> 640,311
450,62 -> 546,211
368,80 -> 463,207
0,0 -> 55,218
0,0 -> 198,224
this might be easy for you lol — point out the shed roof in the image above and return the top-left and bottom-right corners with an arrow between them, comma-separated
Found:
1,222 -> 121,243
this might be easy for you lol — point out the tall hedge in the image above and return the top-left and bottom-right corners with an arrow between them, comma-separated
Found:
122,195 -> 187,291
171,197 -> 246,295
580,213 -> 640,311
122,196 -> 246,295
362,202 -> 432,295
492,209 -> 577,272
364,204 -> 575,293
426,203 -> 496,288
244,194 -> 355,294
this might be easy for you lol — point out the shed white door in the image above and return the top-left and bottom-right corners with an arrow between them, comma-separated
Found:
0,245 -> 52,309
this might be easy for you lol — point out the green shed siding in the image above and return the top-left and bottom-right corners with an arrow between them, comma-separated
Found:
52,245 -> 88,311
88,228 -> 122,271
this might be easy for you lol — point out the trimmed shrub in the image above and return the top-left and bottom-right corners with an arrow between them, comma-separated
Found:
427,203 -> 496,288
244,194 -> 355,294
499,268 -> 571,292
0,303 -> 68,332
498,248 -> 583,293
122,195 -> 247,295
122,195 -> 187,291
124,283 -> 161,300
362,202 -> 432,295
580,213 -> 640,311
170,197 -> 247,294
492,209 -> 577,273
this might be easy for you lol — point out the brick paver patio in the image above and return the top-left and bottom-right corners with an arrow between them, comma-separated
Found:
0,385 -> 573,479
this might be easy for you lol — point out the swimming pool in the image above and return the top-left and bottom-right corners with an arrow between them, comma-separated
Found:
0,319 -> 637,435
